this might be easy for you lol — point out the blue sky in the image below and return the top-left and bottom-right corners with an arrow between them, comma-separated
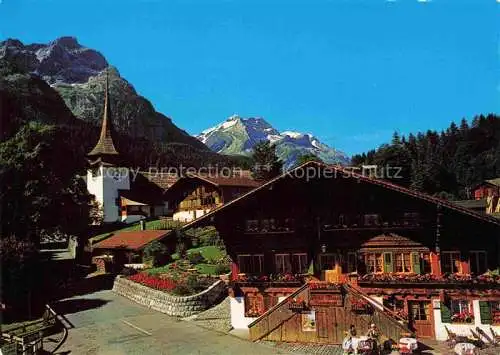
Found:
1,0 -> 499,155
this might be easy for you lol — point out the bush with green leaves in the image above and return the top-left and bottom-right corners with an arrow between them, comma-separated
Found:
175,241 -> 187,259
187,251 -> 205,265
143,240 -> 169,267
214,264 -> 230,275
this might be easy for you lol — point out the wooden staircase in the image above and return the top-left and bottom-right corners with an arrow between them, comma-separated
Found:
248,284 -> 310,341
344,284 -> 411,342
248,282 -> 412,344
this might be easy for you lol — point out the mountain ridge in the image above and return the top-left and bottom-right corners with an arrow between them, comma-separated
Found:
0,36 -> 208,150
197,115 -> 350,169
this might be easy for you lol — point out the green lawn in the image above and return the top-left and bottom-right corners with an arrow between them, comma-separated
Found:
145,246 -> 226,276
187,246 -> 225,263
90,219 -> 184,244
195,263 -> 219,275
145,265 -> 171,275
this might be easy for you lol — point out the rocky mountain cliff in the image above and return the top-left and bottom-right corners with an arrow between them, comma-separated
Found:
0,37 -> 207,150
198,115 -> 350,169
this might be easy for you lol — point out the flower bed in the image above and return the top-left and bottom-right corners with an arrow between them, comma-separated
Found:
128,273 -> 177,291
127,272 -> 216,296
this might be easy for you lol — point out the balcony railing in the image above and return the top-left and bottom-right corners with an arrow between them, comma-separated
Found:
357,273 -> 500,286
234,273 -> 308,287
322,220 -> 422,232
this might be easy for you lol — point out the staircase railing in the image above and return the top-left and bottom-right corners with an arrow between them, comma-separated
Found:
344,283 -> 412,341
248,283 -> 309,341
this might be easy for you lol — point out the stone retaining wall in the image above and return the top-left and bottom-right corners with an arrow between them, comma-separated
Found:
112,275 -> 226,317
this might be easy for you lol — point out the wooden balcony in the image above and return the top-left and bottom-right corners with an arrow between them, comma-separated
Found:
356,273 -> 500,289
243,229 -> 294,235
322,222 -> 423,232
233,273 -> 306,288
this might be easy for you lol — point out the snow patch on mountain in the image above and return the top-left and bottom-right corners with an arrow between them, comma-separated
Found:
197,115 -> 350,169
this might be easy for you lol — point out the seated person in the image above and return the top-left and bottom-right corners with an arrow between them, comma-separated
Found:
367,323 -> 380,340
349,324 -> 357,337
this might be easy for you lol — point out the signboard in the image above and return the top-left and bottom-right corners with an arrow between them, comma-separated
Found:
302,311 -> 316,332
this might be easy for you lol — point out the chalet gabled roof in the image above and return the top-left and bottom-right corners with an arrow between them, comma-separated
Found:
188,173 -> 260,188
180,161 -> 500,230
93,230 -> 172,251
88,70 -> 119,159
164,172 -> 260,198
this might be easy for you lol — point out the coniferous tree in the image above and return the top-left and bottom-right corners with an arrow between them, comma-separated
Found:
351,115 -> 500,199
250,141 -> 283,181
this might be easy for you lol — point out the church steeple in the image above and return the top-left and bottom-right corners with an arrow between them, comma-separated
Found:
88,69 -> 119,164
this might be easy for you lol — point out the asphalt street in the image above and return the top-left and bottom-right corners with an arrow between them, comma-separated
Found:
54,290 -> 289,355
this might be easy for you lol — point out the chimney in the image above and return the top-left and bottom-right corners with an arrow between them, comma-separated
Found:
140,220 -> 146,231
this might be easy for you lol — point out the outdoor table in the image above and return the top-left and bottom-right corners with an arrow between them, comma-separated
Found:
356,336 -> 372,351
454,342 -> 478,355
399,337 -> 418,353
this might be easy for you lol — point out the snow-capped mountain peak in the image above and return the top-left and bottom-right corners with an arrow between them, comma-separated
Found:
196,116 -> 350,169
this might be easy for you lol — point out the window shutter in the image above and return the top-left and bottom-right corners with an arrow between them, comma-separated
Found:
440,302 -> 452,323
411,252 -> 421,274
383,252 -> 393,273
479,301 -> 493,324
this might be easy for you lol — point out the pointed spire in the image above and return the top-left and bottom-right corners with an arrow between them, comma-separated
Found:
88,68 -> 119,160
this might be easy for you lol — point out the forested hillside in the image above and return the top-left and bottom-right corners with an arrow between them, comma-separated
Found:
352,115 -> 500,200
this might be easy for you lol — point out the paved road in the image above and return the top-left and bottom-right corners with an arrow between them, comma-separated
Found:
55,290 -> 289,355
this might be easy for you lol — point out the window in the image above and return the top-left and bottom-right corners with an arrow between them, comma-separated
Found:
237,254 -> 264,274
244,293 -> 265,317
470,251 -> 487,275
403,212 -> 420,225
291,253 -> 308,274
338,214 -> 345,226
245,220 -> 259,232
364,214 -> 379,226
410,302 -> 430,321
395,253 -> 412,273
384,297 -> 405,314
395,253 -> 412,272
347,252 -> 357,273
275,254 -> 292,274
365,253 -> 383,273
320,254 -> 340,271
479,301 -> 500,325
441,251 -> 461,274
420,253 -> 432,274
450,300 -> 473,323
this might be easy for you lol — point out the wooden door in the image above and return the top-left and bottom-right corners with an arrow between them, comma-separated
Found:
408,301 -> 434,339
316,310 -> 329,339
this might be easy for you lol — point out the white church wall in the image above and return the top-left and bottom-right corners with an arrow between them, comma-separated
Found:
102,167 -> 130,223
87,167 -> 130,223
87,167 -> 104,212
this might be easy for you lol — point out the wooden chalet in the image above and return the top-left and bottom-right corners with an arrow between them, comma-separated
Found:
473,178 -> 500,201
165,172 -> 260,223
92,229 -> 174,271
181,162 -> 500,344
